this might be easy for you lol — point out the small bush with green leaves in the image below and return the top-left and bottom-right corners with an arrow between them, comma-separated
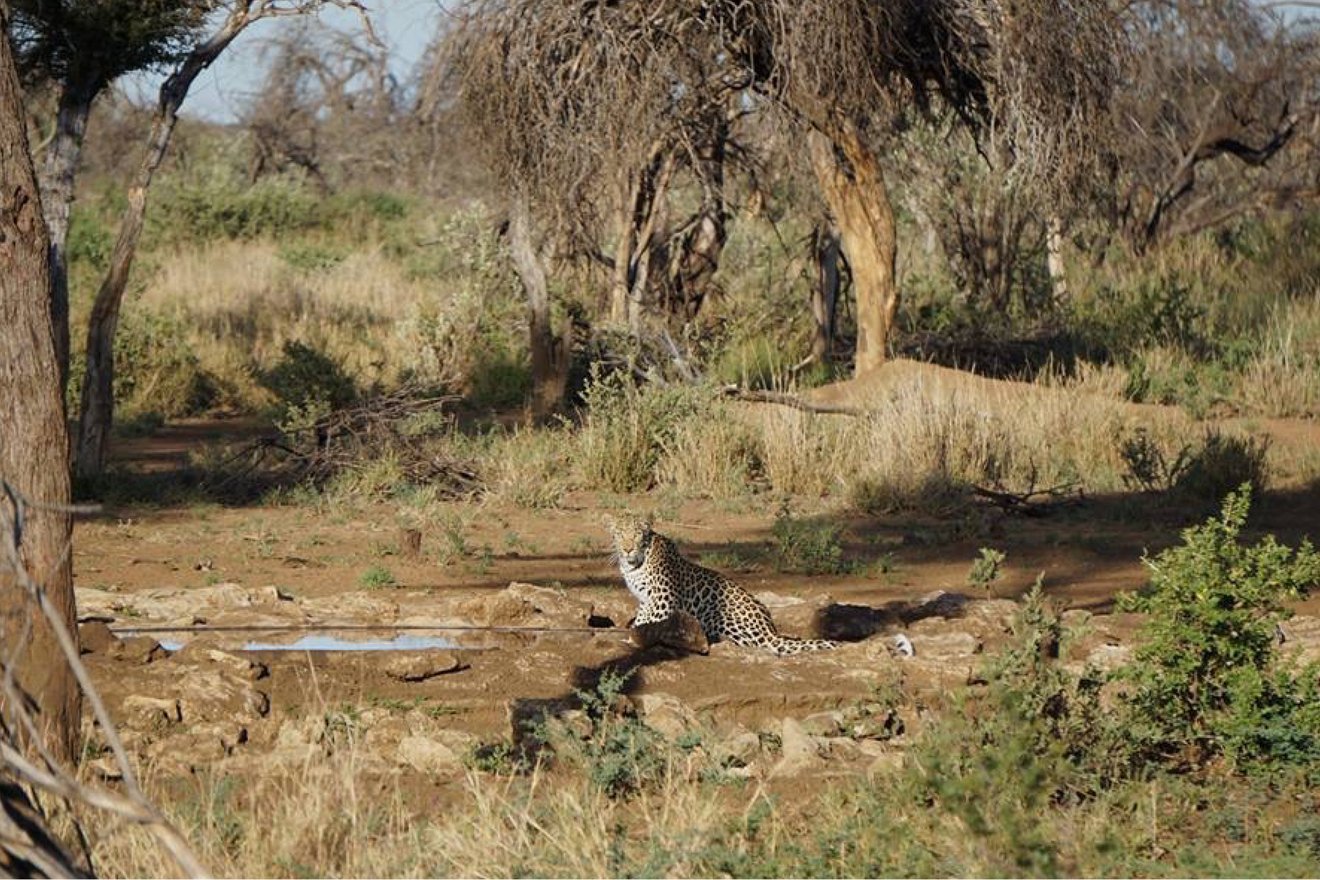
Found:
1118,485 -> 1320,771
259,340 -> 358,431
771,504 -> 848,575
967,547 -> 1006,589
358,565 -> 397,588
537,668 -> 666,799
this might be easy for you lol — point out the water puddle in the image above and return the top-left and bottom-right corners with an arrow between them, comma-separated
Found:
241,632 -> 460,652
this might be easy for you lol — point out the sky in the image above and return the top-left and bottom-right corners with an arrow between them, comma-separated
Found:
123,1 -> 446,123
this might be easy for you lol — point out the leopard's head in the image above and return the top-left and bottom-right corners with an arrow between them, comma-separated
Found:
602,513 -> 654,572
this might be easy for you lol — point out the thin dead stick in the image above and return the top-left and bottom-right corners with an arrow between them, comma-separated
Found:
719,384 -> 869,417
0,482 -> 209,878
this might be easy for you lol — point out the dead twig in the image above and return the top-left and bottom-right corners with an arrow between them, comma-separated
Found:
719,385 -> 868,417
971,481 -> 1083,516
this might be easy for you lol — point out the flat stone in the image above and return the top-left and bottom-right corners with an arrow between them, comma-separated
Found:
79,620 -> 118,654
397,735 -> 463,775
630,611 -> 709,654
801,710 -> 845,737
632,692 -> 698,738
384,652 -> 468,682
911,630 -> 982,659
769,717 -> 825,778
122,695 -> 182,728
112,635 -> 166,664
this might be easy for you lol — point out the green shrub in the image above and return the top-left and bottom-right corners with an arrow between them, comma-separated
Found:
109,309 -> 217,418
539,669 -> 666,799
152,175 -> 321,243
358,565 -> 397,588
771,504 -> 848,574
1118,486 -> 1320,771
967,547 -> 1006,589
259,340 -> 358,429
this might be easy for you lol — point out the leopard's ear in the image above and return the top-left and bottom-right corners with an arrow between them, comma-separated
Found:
640,511 -> 654,530
601,514 -> 617,532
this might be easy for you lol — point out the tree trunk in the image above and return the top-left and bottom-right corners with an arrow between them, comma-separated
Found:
0,15 -> 80,765
810,223 -> 842,364
609,146 -> 675,331
808,125 -> 897,375
1045,215 -> 1069,304
663,116 -> 727,323
38,78 -> 97,393
74,10 -> 251,479
508,197 -> 566,417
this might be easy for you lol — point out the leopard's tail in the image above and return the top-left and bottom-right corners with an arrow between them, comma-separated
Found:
769,636 -> 841,655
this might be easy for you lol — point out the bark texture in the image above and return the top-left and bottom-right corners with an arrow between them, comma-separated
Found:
38,77 -> 97,393
508,197 -> 568,417
810,223 -> 842,364
0,14 -> 80,764
808,125 -> 897,375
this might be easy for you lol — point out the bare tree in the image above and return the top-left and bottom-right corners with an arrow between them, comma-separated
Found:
0,1 -> 78,766
8,1 -> 210,389
74,0 -> 372,480
1107,0 -> 1319,252
447,0 -> 1122,376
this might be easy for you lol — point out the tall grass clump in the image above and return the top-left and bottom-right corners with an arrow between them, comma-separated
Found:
575,369 -> 706,492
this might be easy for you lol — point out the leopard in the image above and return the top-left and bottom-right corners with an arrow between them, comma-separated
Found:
603,513 -> 840,655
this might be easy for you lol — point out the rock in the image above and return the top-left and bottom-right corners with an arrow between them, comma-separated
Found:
911,630 -> 982,659
631,611 -> 709,654
866,751 -> 906,775
780,718 -> 821,763
257,585 -> 296,603
458,582 -> 596,629
397,733 -> 463,775
204,649 -> 270,681
78,620 -> 118,654
903,590 -> 969,622
122,695 -> 181,728
632,693 -> 699,738
1083,643 -> 1132,671
112,635 -> 166,664
964,599 -> 1021,631
716,730 -> 761,767
801,710 -> 845,737
173,668 -> 270,725
770,717 -> 826,777
384,652 -> 468,682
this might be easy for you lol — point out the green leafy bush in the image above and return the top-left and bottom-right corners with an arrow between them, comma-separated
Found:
538,669 -> 665,799
107,309 -> 216,418
1118,485 -> 1320,771
259,340 -> 358,430
771,504 -> 848,574
152,175 -> 321,243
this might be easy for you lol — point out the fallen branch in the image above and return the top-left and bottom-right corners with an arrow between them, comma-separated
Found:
971,481 -> 1083,516
719,385 -> 867,417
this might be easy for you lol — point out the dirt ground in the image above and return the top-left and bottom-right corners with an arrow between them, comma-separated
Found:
74,363 -> 1320,801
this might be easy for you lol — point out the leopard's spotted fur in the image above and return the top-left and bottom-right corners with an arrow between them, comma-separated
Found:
604,514 -> 839,655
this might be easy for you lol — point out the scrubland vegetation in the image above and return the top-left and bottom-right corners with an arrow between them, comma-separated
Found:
4,1 -> 1320,877
57,131 -> 1320,877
